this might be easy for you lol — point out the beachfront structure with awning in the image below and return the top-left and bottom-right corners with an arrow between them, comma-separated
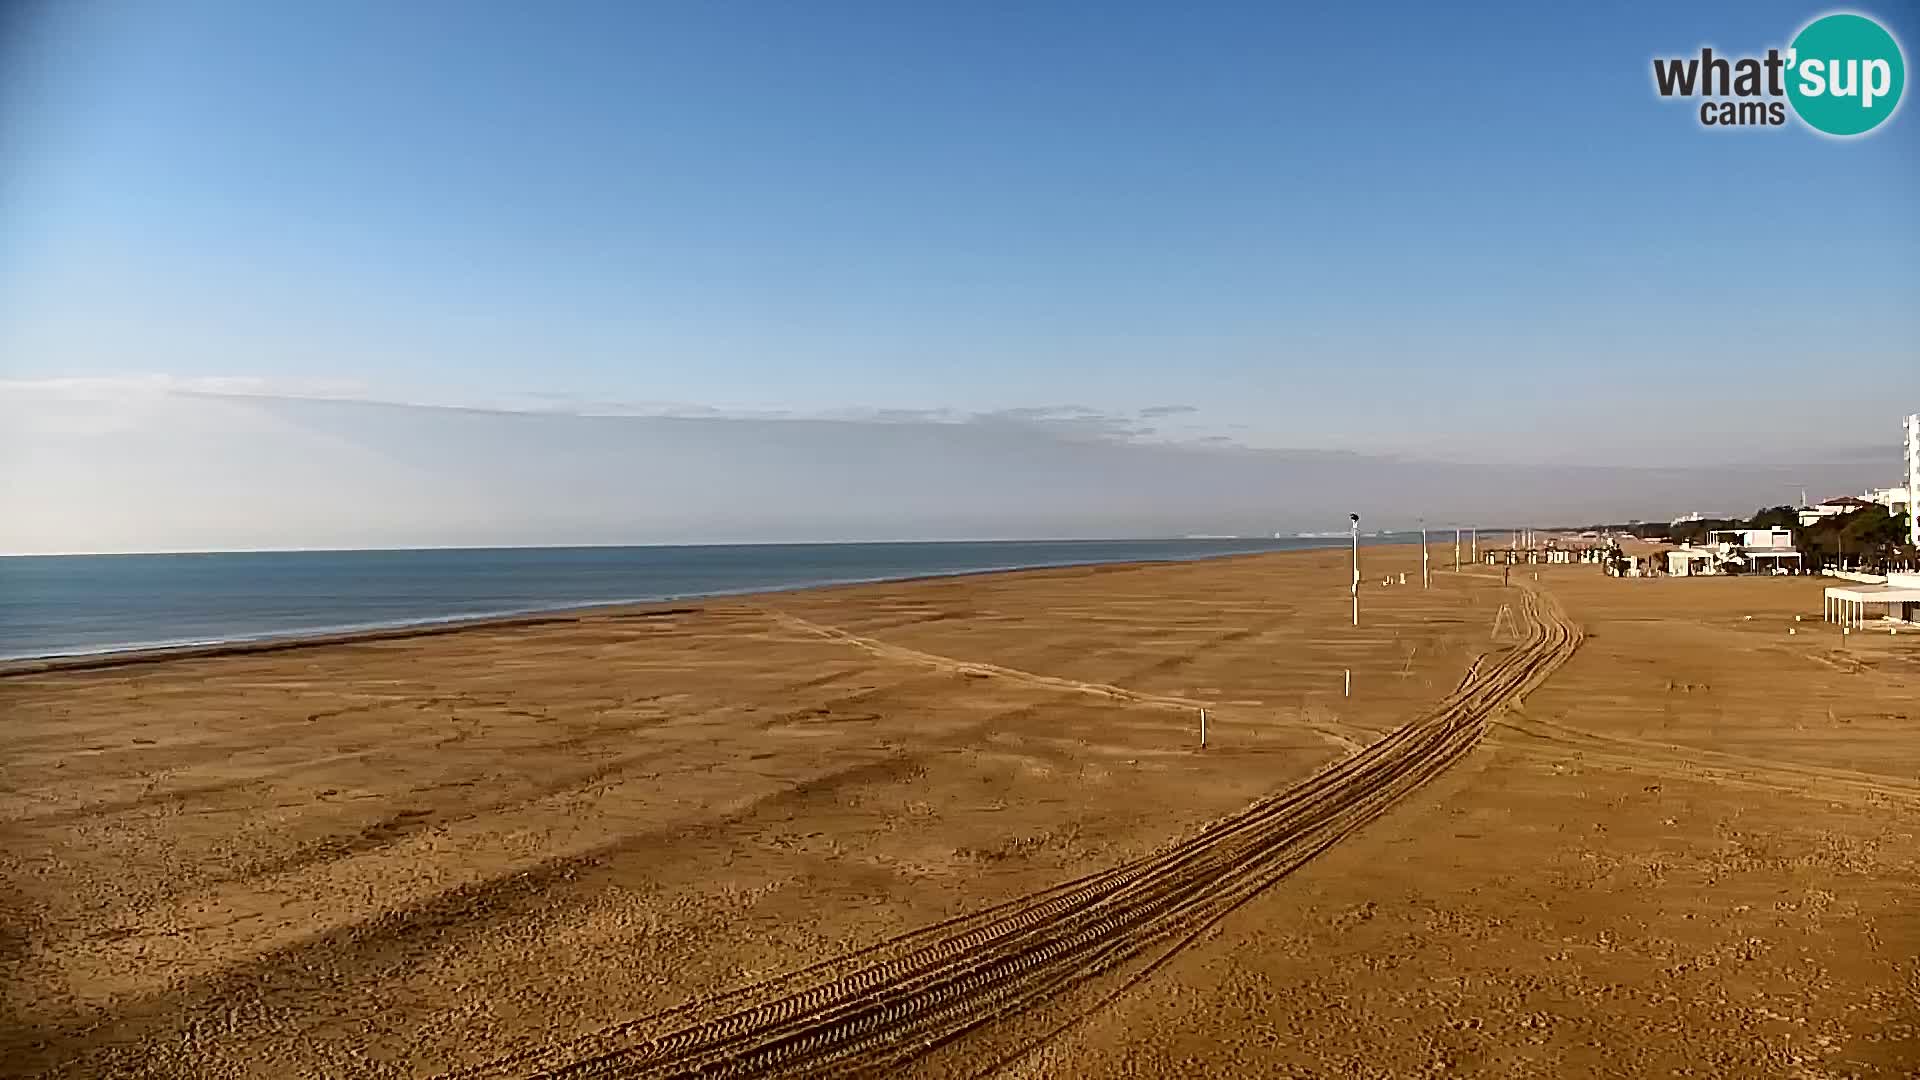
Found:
1824,573 -> 1920,627
1710,527 -> 1804,575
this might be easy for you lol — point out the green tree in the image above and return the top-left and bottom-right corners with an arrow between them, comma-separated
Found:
1797,505 -> 1914,572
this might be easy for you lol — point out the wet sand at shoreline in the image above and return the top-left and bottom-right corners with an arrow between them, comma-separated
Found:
3,547 -> 1916,1077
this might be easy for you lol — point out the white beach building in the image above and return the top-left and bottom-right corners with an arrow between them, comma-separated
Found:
1713,527 -> 1802,574
1667,528 -> 1802,577
1862,486 -> 1912,515
1665,547 -> 1717,577
1797,496 -> 1876,528
1824,572 -> 1920,627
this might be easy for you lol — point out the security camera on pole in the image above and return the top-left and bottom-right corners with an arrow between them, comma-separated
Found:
1349,513 -> 1360,627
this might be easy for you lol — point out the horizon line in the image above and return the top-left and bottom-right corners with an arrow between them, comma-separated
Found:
0,533 -> 1490,559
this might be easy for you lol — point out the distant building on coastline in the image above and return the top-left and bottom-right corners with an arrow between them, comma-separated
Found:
1712,527 -> 1802,573
1910,413 -> 1920,549
1665,547 -> 1717,577
1664,527 -> 1801,576
1797,496 -> 1875,528
1863,486 -> 1912,515
1798,414 -> 1918,538
1712,527 -> 1794,550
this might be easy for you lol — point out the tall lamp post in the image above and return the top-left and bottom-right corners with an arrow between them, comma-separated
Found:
1349,513 -> 1360,626
1420,517 -> 1430,589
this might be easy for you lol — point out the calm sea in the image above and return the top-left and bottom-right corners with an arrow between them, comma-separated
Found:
0,537 -> 1388,661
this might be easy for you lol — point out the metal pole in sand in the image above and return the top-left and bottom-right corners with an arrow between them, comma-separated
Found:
1350,513 -> 1361,627
1421,520 -> 1430,589
1454,527 -> 1461,573
1199,708 -> 1207,749
1345,669 -> 1351,697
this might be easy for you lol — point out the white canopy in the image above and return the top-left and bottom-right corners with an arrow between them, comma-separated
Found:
1824,583 -> 1920,626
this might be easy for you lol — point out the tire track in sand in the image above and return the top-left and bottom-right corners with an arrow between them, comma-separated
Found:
442,585 -> 1580,1080
1493,713 -> 1920,805
761,610 -> 1368,754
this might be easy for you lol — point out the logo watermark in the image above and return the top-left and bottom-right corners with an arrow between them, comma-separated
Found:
1652,11 -> 1905,136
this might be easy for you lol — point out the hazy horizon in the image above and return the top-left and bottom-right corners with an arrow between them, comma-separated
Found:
3,2 -> 1915,551
1,382 -> 1902,556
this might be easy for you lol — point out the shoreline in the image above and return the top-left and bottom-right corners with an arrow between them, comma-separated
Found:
0,546 -> 1358,677
10,551 -> 1915,1078
1,538 -> 1491,1079
0,532 -> 1428,559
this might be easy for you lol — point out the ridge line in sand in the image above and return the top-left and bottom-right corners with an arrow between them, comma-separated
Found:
761,609 -> 1370,755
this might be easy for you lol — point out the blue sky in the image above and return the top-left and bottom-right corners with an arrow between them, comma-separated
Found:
2,1 -> 1916,549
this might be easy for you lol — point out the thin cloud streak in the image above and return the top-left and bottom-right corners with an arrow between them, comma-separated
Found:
3,378 -> 1904,469
1,384 -> 1901,554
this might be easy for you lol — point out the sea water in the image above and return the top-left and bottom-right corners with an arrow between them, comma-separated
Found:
0,537 -> 1390,660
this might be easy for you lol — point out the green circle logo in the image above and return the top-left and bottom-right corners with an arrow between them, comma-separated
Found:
1786,13 -> 1906,136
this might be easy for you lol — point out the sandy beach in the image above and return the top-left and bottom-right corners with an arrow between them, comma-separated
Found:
3,545 -> 1916,1077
